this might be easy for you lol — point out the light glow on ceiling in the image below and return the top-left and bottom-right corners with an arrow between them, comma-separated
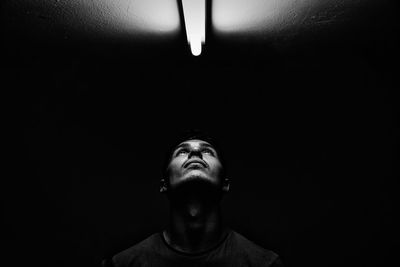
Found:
13,0 -> 181,35
182,0 -> 206,56
117,0 -> 180,33
212,0 -> 304,33
212,0 -> 361,35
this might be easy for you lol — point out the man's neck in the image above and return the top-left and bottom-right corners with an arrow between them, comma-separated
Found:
164,197 -> 227,254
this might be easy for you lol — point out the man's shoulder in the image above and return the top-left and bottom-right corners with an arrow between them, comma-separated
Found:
112,233 -> 162,267
230,230 -> 281,266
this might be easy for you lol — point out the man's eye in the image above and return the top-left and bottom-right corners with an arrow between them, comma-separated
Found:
202,149 -> 214,155
176,149 -> 188,156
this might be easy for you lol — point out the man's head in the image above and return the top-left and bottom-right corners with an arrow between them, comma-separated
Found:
160,130 -> 229,195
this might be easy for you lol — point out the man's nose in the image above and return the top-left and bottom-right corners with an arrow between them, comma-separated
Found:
188,148 -> 202,159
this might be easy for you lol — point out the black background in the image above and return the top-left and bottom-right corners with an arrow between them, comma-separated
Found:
2,1 -> 399,267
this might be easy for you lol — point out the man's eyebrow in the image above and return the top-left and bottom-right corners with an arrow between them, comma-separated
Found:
174,142 -> 216,151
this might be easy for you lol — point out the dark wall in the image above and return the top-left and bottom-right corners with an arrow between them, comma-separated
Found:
3,2 -> 398,267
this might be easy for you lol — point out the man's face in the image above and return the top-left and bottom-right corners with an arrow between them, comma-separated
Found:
164,139 -> 226,191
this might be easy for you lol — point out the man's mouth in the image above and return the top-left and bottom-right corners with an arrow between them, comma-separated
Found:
187,163 -> 205,169
184,160 -> 207,168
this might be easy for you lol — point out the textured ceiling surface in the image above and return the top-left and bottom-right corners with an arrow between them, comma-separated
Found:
1,0 -> 389,42
213,0 -> 374,34
1,0 -> 180,39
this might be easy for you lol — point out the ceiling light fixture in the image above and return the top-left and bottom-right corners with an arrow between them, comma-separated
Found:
181,0 -> 206,56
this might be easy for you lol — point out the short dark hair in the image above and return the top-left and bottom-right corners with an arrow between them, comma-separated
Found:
162,129 -> 227,179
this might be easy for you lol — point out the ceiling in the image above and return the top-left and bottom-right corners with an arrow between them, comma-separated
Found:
1,0 -> 396,49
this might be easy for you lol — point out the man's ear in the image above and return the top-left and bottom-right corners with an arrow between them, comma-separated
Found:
222,178 -> 230,193
160,178 -> 168,193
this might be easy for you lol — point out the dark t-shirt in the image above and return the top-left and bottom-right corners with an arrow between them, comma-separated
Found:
109,229 -> 283,267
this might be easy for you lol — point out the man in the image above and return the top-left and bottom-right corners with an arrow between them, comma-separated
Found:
107,131 -> 283,267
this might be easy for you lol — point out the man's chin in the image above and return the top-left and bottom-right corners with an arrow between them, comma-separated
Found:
168,175 -> 222,200
174,174 -> 216,188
